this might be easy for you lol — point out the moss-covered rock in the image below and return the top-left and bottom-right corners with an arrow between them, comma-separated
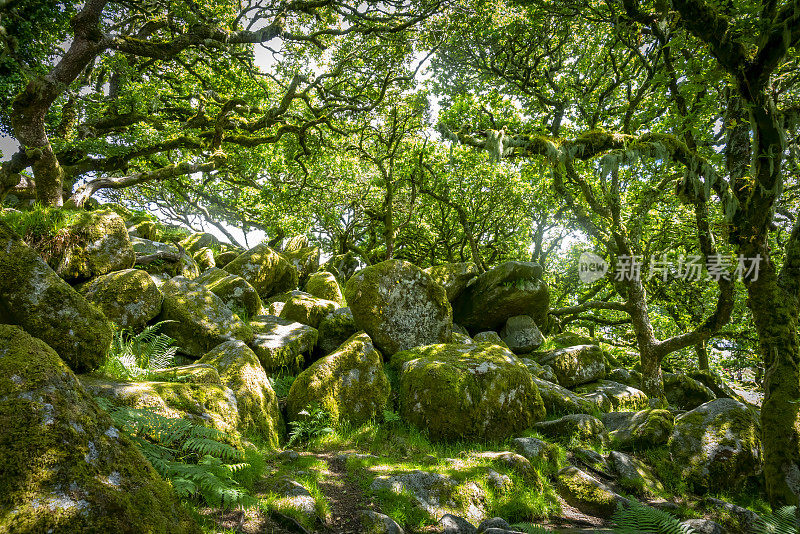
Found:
130,237 -> 200,279
305,271 -> 345,306
282,246 -> 320,286
521,359 -> 557,383
279,292 -> 340,328
359,510 -> 405,534
157,276 -> 253,357
606,367 -> 642,389
198,340 -> 283,447
248,314 -> 318,373
127,219 -> 157,240
423,262 -> 480,302
607,451 -> 665,497
452,261 -> 549,333
320,251 -> 361,284
0,325 -> 198,533
147,363 -> 222,384
607,409 -> 674,450
538,345 -> 606,388
393,342 -> 545,441
45,209 -> 136,283
0,222 -> 112,372
664,372 -> 716,410
556,466 -> 628,518
180,232 -> 220,254
450,331 -> 474,345
214,250 -> 239,268
549,332 -> 596,348
534,414 -> 609,446
531,376 -> 596,416
224,243 -> 298,299
81,375 -> 240,433
511,437 -> 562,465
345,259 -> 453,357
499,314 -> 543,353
316,307 -> 359,357
80,268 -> 162,330
668,398 -> 761,492
688,370 -> 748,405
287,333 -> 390,425
574,380 -> 649,412
197,267 -> 263,318
192,247 -> 216,270
472,330 -> 508,348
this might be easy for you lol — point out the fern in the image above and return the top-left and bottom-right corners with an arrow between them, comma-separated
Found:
512,522 -> 554,533
97,399 -> 258,509
612,502 -> 698,534
101,321 -> 178,380
753,505 -> 800,534
287,404 -> 334,446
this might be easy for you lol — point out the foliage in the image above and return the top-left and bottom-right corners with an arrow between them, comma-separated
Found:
286,404 -> 335,447
270,374 -> 296,399
96,399 -> 261,509
753,506 -> 800,534
99,321 -> 178,381
612,502 -> 698,534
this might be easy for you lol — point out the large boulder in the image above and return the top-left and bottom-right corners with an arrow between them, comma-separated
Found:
197,267 -> 263,318
130,237 -> 200,279
0,325 -> 198,533
287,333 -> 390,425
316,307 -> 359,357
305,271 -> 346,306
320,251 -> 361,283
192,247 -> 215,270
283,246 -> 320,286
499,315 -> 543,353
198,341 -> 283,447
279,292 -> 339,328
345,259 -> 452,357
607,451 -> 665,497
80,268 -> 162,330
538,345 -> 606,387
606,409 -> 674,450
688,369 -> 748,405
392,342 -> 545,441
45,209 -> 136,283
81,375 -> 240,433
531,376 -> 596,416
574,380 -> 649,412
452,261 -> 549,332
0,222 -> 112,372
224,243 -> 298,298
248,315 -> 318,373
668,398 -> 761,491
157,276 -> 253,357
556,466 -> 628,518
535,414 -> 609,446
423,262 -> 480,302
180,231 -> 220,254
664,372 -> 716,410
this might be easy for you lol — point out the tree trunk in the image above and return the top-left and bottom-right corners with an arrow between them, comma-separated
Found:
695,340 -> 709,371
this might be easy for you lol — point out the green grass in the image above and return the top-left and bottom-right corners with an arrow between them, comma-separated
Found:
0,204 -> 85,239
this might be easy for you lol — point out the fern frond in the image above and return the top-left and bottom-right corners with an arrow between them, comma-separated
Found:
754,505 -> 799,534
612,502 -> 697,534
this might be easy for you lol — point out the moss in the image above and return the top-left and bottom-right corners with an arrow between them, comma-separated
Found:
279,293 -> 339,328
198,340 -> 283,448
0,325 -> 198,533
192,247 -> 215,270
574,380 -> 649,412
147,364 -> 222,385
0,221 -> 112,372
180,232 -> 219,254
344,259 -> 453,357
556,466 -> 620,518
198,269 -> 263,319
535,414 -> 609,447
316,307 -> 358,356
224,243 -> 298,299
282,246 -> 321,285
287,333 -> 390,426
473,331 -> 508,348
538,344 -> 606,388
423,262 -> 479,301
305,271 -> 345,305
392,342 -> 545,441
664,372 -> 716,410
609,409 -> 674,450
248,315 -> 318,373
80,269 -> 163,330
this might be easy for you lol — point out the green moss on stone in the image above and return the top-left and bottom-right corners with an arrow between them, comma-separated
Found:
80,268 -> 163,330
224,244 -> 298,299
305,271 -> 345,306
280,293 -> 339,328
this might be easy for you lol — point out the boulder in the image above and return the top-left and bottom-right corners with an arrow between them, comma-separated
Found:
198,340 -> 283,448
452,261 -> 549,332
0,325 -> 198,533
688,369 -> 748,404
360,510 -> 405,534
534,414 -> 609,446
664,372 -> 716,410
0,222 -> 112,372
607,409 -> 674,450
192,247 -> 215,270
305,271 -> 346,306
392,342 -> 544,441
606,367 -> 642,389
510,437 -> 562,465
279,292 -> 340,328
224,243 -> 298,298
531,376 -> 595,416
214,250 -> 239,268
499,315 -> 543,353
80,268 -> 162,330
282,246 -> 320,285
248,315 -> 318,373
556,466 -> 629,518
197,267 -> 263,318
157,276 -> 253,357
320,251 -> 361,283
345,259 -> 453,356
81,375 -> 240,433
147,363 -> 221,384
180,232 -> 219,254
538,345 -> 606,387
438,514 -> 477,534
316,307 -> 359,357
520,359 -> 557,383
423,262 -> 480,302
287,333 -> 390,426
679,519 -> 727,534
574,380 -> 649,412
130,237 -> 199,279
668,398 -> 761,491
44,209 -> 136,283
607,451 -> 665,497
472,331 -> 507,348
127,219 -> 157,240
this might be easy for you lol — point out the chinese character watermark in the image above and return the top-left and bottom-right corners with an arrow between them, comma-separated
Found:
578,253 -> 761,283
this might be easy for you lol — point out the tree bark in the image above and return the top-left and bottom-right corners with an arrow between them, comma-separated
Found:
695,341 -> 710,371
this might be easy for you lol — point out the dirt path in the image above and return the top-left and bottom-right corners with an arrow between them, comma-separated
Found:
314,452 -> 373,533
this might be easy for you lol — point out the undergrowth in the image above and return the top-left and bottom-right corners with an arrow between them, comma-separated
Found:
99,321 -> 178,380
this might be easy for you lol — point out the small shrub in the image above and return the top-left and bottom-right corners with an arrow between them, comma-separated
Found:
287,404 -> 334,446
100,321 -> 178,380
